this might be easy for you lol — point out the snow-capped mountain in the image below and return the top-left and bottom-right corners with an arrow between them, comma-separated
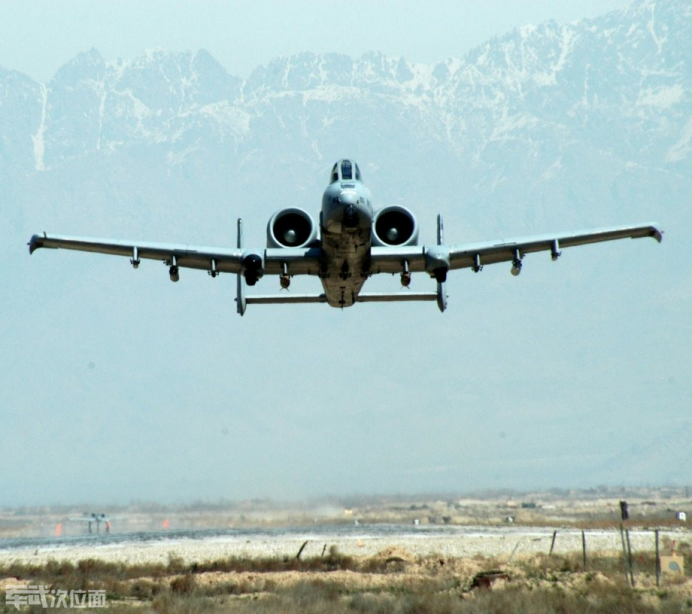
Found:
1,0 -> 689,239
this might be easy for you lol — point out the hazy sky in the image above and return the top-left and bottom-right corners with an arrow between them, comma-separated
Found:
1,0 -> 634,82
4,0 -> 686,508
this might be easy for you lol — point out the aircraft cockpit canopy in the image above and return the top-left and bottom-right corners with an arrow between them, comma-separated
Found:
331,159 -> 362,183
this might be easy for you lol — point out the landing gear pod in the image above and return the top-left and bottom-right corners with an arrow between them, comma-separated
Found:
425,245 -> 450,283
241,251 -> 264,286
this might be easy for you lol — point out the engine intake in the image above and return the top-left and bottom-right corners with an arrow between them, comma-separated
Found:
372,205 -> 419,247
267,208 -> 318,248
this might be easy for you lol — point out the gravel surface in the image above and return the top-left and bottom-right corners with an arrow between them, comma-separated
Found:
1,526 -> 685,565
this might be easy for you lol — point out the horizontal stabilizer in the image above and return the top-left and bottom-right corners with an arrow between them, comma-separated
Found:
246,294 -> 327,305
245,292 -> 438,306
357,292 -> 437,303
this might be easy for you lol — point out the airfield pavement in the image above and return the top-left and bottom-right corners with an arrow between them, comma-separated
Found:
0,526 -> 687,568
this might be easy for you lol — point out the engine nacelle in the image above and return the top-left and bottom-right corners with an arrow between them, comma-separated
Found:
267,208 -> 318,248
371,205 -> 419,247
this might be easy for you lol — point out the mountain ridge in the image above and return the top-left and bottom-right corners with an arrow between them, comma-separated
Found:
0,0 -> 688,176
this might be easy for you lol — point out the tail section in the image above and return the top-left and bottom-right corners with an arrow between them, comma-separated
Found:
236,219 -> 246,316
436,214 -> 447,312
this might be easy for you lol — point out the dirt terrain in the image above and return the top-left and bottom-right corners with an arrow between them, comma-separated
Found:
1,487 -> 689,612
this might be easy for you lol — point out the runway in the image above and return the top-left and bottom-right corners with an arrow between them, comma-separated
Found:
1,524 -> 681,565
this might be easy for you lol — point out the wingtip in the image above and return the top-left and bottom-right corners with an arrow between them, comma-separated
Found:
28,234 -> 42,255
651,225 -> 663,243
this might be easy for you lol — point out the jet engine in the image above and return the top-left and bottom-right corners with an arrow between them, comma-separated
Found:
267,208 -> 318,248
372,205 -> 419,247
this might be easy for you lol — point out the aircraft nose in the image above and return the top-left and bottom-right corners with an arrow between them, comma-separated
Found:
338,190 -> 358,206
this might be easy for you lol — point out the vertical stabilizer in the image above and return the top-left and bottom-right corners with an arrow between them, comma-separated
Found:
436,215 -> 447,311
436,282 -> 447,312
236,219 -> 246,316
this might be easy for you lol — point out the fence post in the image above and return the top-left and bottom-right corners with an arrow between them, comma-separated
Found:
625,528 -> 635,587
619,523 -> 630,586
655,529 -> 660,588
549,530 -> 557,557
582,530 -> 587,570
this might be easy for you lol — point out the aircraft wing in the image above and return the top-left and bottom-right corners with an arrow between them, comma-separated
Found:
28,233 -> 322,276
369,223 -> 663,274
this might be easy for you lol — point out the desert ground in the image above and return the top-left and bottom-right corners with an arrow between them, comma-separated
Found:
0,487 -> 689,612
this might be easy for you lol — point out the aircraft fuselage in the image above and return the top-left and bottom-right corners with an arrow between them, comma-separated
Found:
320,160 -> 374,307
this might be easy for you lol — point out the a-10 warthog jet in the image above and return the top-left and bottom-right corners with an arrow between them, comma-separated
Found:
70,513 -> 114,534
29,159 -> 662,315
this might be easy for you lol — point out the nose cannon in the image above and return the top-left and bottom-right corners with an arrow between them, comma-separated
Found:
339,191 -> 360,229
